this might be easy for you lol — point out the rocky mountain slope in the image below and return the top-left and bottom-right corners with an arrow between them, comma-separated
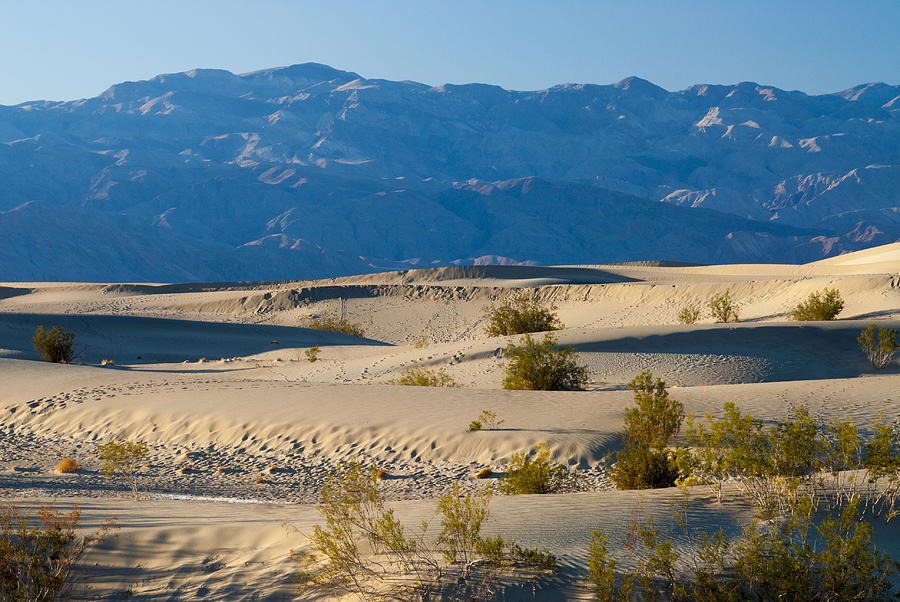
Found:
1,63 -> 898,281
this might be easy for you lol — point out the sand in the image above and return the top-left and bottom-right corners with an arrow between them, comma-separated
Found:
1,242 -> 898,599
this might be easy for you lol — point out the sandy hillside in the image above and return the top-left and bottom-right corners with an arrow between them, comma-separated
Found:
1,243 -> 899,599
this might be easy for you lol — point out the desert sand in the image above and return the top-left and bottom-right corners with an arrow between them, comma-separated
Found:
1,243 -> 899,599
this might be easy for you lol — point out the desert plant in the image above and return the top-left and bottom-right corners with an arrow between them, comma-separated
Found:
54,459 -> 80,474
305,345 -> 320,362
483,294 -> 563,336
388,366 -> 455,387
474,467 -> 493,479
304,317 -> 366,338
792,287 -> 844,321
611,371 -> 684,490
501,332 -> 588,390
467,410 -> 503,432
97,439 -> 149,499
499,442 -> 581,494
31,326 -> 74,364
676,303 -> 702,325
0,504 -> 115,601
587,530 -> 635,601
708,289 -> 739,323
295,463 -> 555,599
414,338 -> 430,349
858,323 -> 898,369
588,492 -> 897,601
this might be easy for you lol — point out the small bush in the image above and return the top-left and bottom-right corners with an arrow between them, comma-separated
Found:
296,463 -> 556,599
611,371 -> 685,490
97,439 -> 149,499
55,458 -> 80,474
499,442 -> 581,494
588,530 -> 634,601
483,294 -> 563,336
792,287 -> 844,321
474,467 -> 493,479
0,504 -> 116,601
858,323 -> 898,369
414,338 -> 430,349
677,304 -> 702,324
468,409 -> 503,432
708,289 -> 739,323
305,345 -> 320,362
304,317 -> 365,338
32,325 -> 74,363
389,365 -> 455,387
501,332 -> 588,391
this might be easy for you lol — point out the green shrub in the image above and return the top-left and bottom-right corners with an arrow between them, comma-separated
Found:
483,294 -> 563,336
467,409 -> 503,432
858,323 -> 898,369
305,345 -> 320,362
499,442 -> 581,494
97,439 -> 149,499
676,304 -> 701,324
589,494 -> 896,600
0,504 -> 115,601
501,332 -> 588,390
587,530 -> 634,601
296,463 -> 556,599
304,316 -> 366,338
792,287 -> 844,321
708,289 -> 739,323
31,325 -> 74,363
611,371 -> 685,490
388,366 -> 455,387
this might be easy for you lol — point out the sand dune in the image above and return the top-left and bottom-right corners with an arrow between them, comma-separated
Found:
1,243 -> 899,599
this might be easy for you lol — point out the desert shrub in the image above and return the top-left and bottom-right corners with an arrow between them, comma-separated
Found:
304,345 -> 320,362
501,332 -> 588,390
587,530 -> 634,601
97,439 -> 149,499
483,294 -> 563,336
611,371 -> 684,490
414,338 -> 430,349
499,442 -> 581,494
858,323 -> 898,369
708,289 -> 739,323
474,467 -> 493,479
388,366 -> 455,387
0,504 -> 115,601
295,463 -> 555,599
588,493 -> 896,601
304,317 -> 366,338
31,325 -> 74,364
467,409 -> 503,432
54,458 -> 80,474
676,304 -> 701,325
611,447 -> 681,491
792,287 -> 844,321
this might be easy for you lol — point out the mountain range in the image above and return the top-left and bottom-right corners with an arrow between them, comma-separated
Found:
1,63 -> 898,281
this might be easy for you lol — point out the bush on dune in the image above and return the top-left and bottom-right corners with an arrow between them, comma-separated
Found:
32,325 -> 74,364
294,463 -> 556,599
611,370 -> 684,490
389,365 -> 455,387
483,294 -> 563,336
792,287 -> 844,321
501,332 -> 588,391
303,316 -> 366,338
0,504 -> 115,601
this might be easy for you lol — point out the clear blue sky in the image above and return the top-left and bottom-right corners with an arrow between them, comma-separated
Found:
2,0 -> 898,105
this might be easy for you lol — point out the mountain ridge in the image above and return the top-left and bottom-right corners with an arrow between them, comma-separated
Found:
1,63 -> 898,281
